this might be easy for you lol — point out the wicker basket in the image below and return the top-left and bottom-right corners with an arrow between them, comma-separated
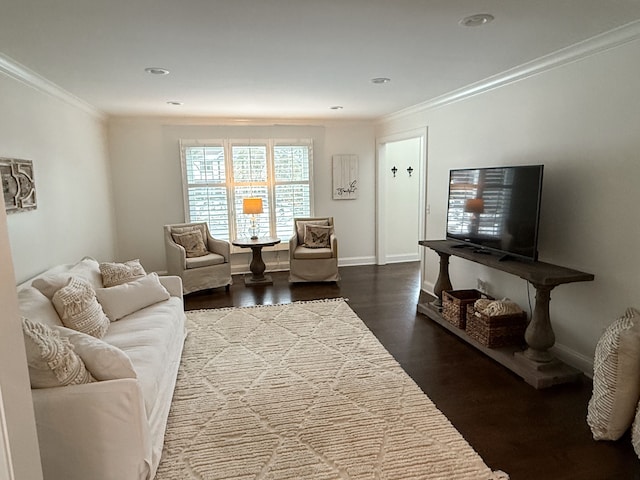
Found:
442,289 -> 483,329
466,305 -> 527,348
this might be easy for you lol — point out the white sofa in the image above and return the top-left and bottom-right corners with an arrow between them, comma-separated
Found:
17,257 -> 186,480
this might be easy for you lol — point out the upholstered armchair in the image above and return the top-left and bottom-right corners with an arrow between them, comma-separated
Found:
164,222 -> 232,294
289,217 -> 340,283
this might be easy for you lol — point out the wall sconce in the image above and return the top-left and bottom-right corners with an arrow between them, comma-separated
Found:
407,166 -> 414,177
391,166 -> 398,177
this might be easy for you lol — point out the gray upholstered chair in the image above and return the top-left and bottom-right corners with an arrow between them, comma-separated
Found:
289,217 -> 340,283
164,222 -> 232,294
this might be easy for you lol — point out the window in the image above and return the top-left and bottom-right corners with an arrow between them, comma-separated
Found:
180,139 -> 313,243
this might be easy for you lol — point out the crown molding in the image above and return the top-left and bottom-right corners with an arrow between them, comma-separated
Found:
0,53 -> 105,120
380,19 -> 640,124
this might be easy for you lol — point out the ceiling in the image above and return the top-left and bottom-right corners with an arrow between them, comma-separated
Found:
2,0 -> 640,119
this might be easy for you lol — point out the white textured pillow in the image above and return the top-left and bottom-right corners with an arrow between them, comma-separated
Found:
22,318 -> 94,388
587,307 -> 640,440
95,272 -> 171,321
53,326 -> 137,381
52,277 -> 110,339
32,257 -> 102,299
99,259 -> 146,287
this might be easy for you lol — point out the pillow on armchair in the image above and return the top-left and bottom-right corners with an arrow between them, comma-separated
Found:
172,230 -> 209,257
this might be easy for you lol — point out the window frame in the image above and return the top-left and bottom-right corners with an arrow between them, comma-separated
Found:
179,138 -> 314,251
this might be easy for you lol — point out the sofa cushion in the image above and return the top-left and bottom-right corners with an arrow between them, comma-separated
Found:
172,230 -> 209,258
54,326 -> 137,381
22,318 -> 94,388
99,259 -> 146,287
32,257 -> 103,298
587,307 -> 640,440
185,252 -> 225,269
296,219 -> 329,244
303,224 -> 333,248
95,273 -> 171,321
18,287 -> 63,327
52,277 -> 110,339
102,296 -> 184,414
293,245 -> 333,260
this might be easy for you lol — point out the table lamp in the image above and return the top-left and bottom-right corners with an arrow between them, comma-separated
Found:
243,197 -> 263,240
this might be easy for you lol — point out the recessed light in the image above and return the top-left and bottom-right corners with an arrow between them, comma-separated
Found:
371,77 -> 391,84
145,67 -> 170,75
166,101 -> 183,106
329,105 -> 343,110
460,13 -> 494,27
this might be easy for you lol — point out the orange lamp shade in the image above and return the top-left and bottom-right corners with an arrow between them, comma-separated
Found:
464,198 -> 484,214
243,197 -> 263,215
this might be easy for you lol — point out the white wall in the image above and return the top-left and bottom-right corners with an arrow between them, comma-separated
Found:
377,38 -> 640,373
0,75 -> 116,283
383,137 -> 421,263
107,118 -> 377,272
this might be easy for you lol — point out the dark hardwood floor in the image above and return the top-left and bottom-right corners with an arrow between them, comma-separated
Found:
184,262 -> 640,480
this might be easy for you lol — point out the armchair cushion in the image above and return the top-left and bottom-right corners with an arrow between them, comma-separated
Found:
185,252 -> 226,269
172,230 -> 209,258
293,246 -> 333,260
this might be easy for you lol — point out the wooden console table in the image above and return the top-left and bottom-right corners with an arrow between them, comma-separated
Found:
418,239 -> 594,388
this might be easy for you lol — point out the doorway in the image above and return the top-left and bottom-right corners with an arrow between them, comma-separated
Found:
376,129 -> 427,265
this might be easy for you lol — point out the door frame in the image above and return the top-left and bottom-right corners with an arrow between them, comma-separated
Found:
375,127 -> 428,265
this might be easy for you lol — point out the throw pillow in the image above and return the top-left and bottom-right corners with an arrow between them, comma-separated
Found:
22,318 -> 94,388
52,277 -> 110,339
587,307 -> 640,440
303,224 -> 332,248
296,219 -> 330,244
54,326 -> 137,381
172,230 -> 209,258
99,259 -> 146,287
95,272 -> 171,322
32,257 -> 103,299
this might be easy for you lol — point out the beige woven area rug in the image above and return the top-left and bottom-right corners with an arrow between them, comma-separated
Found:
156,299 -> 508,480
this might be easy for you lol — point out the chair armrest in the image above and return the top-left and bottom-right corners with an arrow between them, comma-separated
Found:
158,275 -> 183,299
165,240 -> 187,274
32,378 -> 151,480
207,235 -> 231,262
289,234 -> 299,259
330,234 -> 338,258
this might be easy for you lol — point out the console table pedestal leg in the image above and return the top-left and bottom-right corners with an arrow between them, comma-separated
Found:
523,284 -> 555,363
432,252 -> 453,309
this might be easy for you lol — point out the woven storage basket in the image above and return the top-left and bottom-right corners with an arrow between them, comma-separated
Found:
466,305 -> 527,348
442,289 -> 483,329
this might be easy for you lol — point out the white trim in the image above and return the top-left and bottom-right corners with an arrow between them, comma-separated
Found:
551,343 -> 594,378
339,256 -> 376,267
0,53 -> 105,119
0,387 -> 15,480
385,253 -> 420,264
381,19 -> 640,123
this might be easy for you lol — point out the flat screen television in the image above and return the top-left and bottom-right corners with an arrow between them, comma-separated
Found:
446,165 -> 544,262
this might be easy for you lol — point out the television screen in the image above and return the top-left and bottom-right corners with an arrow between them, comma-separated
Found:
446,165 -> 544,261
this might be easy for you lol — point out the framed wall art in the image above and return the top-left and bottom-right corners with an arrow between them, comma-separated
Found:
332,154 -> 358,200
1,158 -> 37,213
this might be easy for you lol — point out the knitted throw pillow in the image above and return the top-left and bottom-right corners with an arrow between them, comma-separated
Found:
100,259 -> 146,287
22,318 -> 94,388
587,307 -> 640,440
52,277 -> 110,339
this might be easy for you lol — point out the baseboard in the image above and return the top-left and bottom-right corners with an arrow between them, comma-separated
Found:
551,343 -> 594,378
339,256 -> 376,267
385,253 -> 420,264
